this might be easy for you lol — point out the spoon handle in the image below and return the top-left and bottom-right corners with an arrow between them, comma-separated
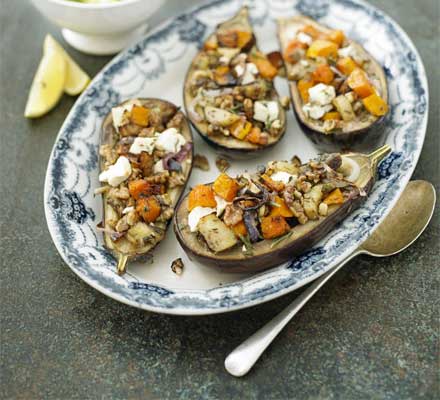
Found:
225,249 -> 362,377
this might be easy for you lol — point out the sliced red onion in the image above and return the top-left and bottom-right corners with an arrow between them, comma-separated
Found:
162,142 -> 193,171
243,210 -> 260,243
96,224 -> 126,241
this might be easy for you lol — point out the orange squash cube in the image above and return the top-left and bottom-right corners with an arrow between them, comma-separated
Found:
213,173 -> 239,201
283,40 -> 307,64
230,120 -> 252,141
297,79 -> 315,103
246,127 -> 268,145
232,220 -> 248,237
136,196 -> 161,223
323,111 -> 341,121
336,57 -> 358,76
323,188 -> 345,205
362,93 -> 388,116
300,25 -> 322,39
261,174 -> 285,192
326,30 -> 345,47
249,52 -> 278,80
270,196 -> 294,218
236,30 -> 253,49
311,64 -> 334,84
346,68 -> 375,98
130,106 -> 149,127
306,40 -> 338,59
188,185 -> 217,211
261,215 -> 290,239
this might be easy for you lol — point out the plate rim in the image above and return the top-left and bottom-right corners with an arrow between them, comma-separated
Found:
44,0 -> 429,315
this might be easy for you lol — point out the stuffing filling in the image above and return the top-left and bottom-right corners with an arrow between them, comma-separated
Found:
187,24 -> 286,146
185,153 -> 361,253
281,22 -> 388,132
98,100 -> 192,249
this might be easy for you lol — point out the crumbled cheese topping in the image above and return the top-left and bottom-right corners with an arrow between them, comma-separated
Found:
99,156 -> 132,187
308,83 -> 336,106
270,171 -> 297,184
297,32 -> 313,45
253,101 -> 279,124
155,128 -> 186,153
214,195 -> 229,217
241,62 -> 259,85
122,206 -> 134,215
129,137 -> 156,155
302,103 -> 333,120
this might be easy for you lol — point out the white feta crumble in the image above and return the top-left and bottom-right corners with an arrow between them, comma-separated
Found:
308,84 -> 336,106
253,101 -> 279,124
153,159 -> 165,174
122,206 -> 134,215
99,156 -> 132,187
155,128 -> 186,153
297,31 -> 313,45
217,47 -> 240,64
241,62 -> 259,85
129,137 -> 156,155
214,195 -> 229,217
284,25 -> 299,41
234,64 -> 245,77
188,207 -> 216,232
270,171 -> 297,185
302,103 -> 333,120
337,44 -> 366,65
111,99 -> 141,131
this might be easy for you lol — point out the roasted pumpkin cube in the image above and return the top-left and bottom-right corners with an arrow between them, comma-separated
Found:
270,196 -> 294,218
336,57 -> 358,76
249,52 -> 278,79
306,40 -> 338,59
346,68 -> 374,98
230,120 -> 252,140
213,173 -> 239,201
283,40 -> 307,64
203,35 -> 218,51
261,215 -> 290,239
246,127 -> 269,145
232,220 -> 248,237
323,188 -> 344,205
300,25 -> 322,39
323,111 -> 341,121
325,30 -> 345,47
129,179 -> 163,200
297,79 -> 315,103
236,30 -> 253,49
130,106 -> 149,127
188,185 -> 217,211
362,93 -> 388,116
136,196 -> 161,223
311,64 -> 334,84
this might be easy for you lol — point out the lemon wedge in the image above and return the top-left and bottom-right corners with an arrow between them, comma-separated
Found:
24,47 -> 66,118
44,35 -> 90,96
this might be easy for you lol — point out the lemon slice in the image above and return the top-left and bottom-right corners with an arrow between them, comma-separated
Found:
24,48 -> 66,118
44,35 -> 90,96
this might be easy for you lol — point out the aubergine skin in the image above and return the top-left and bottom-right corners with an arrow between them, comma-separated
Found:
174,177 -> 373,274
100,98 -> 193,265
294,111 -> 388,153
183,7 -> 287,160
278,16 -> 389,152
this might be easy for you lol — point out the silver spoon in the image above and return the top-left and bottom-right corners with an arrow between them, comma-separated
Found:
225,180 -> 436,377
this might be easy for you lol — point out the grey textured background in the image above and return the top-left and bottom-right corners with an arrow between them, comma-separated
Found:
1,0 -> 439,399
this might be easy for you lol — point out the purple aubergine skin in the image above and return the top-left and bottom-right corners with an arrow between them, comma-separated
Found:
100,98 -> 194,264
173,177 -> 373,274
183,7 -> 287,160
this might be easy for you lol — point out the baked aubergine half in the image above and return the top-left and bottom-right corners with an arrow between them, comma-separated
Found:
184,7 -> 287,159
278,16 -> 388,150
174,144 -> 391,273
98,98 -> 193,275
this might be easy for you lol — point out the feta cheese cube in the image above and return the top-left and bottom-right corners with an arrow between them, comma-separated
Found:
234,64 -> 245,77
155,128 -> 186,153
297,32 -> 313,45
129,137 -> 156,155
266,101 -> 279,122
99,156 -> 132,187
270,171 -> 297,184
308,83 -> 336,106
214,195 -> 229,217
153,159 -> 165,174
122,206 -> 134,215
111,99 -> 141,131
302,103 -> 333,120
337,44 -> 367,65
253,101 -> 269,123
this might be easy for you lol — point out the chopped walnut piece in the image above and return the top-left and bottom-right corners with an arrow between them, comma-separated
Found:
167,111 -> 185,129
171,258 -> 184,275
193,154 -> 210,171
215,156 -> 230,172
223,204 -> 243,226
168,172 -> 186,188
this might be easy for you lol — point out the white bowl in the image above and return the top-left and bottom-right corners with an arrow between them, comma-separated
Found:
29,0 -> 165,55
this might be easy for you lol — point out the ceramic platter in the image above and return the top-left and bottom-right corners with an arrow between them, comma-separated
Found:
44,0 -> 428,315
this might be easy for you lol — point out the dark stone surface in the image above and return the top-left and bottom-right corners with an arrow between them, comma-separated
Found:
1,1 -> 438,399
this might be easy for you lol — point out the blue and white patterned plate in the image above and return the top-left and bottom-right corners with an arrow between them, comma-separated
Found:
44,0 -> 428,315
